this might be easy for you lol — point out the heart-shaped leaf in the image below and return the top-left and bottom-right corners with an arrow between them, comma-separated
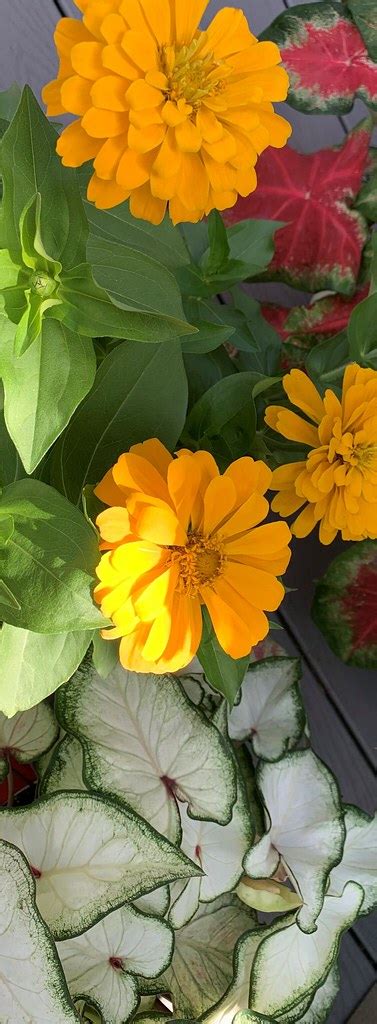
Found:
0,700 -> 58,780
243,750 -> 345,931
0,840 -> 79,1022
328,805 -> 377,914
0,791 -> 199,939
224,123 -> 371,295
40,734 -> 86,796
228,657 -> 306,761
263,2 -> 377,113
312,541 -> 377,668
0,625 -> 92,717
56,663 -> 236,845
58,903 -> 174,1024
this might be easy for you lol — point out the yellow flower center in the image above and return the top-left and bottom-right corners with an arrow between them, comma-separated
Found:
159,37 -> 226,108
328,420 -> 377,474
169,533 -> 225,595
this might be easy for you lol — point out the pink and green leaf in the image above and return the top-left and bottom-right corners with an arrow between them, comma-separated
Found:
355,148 -> 377,222
224,123 -> 371,294
262,2 -> 377,113
262,287 -> 369,369
312,541 -> 377,668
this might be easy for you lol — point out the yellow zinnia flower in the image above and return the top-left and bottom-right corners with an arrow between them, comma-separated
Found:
265,365 -> 377,545
94,439 -> 291,673
43,0 -> 291,224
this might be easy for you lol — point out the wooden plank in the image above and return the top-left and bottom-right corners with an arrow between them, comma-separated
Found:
348,985 -> 377,1024
0,0 -> 60,100
281,536 -> 376,763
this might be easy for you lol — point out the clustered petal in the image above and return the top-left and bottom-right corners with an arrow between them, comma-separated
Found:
94,439 -> 292,673
265,365 -> 377,544
43,0 -> 291,224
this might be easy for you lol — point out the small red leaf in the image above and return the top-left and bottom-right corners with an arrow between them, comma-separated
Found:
263,2 -> 377,113
0,757 -> 37,806
262,286 -> 369,368
224,124 -> 371,294
312,541 -> 377,668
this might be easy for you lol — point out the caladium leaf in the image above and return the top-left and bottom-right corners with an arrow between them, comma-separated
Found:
262,288 -> 369,371
0,624 -> 92,717
56,663 -> 236,845
169,775 -> 253,928
263,3 -> 377,113
312,541 -> 377,668
0,840 -> 79,1022
328,805 -> 377,914
347,1 -> 377,62
0,791 -> 200,940
355,148 -> 377,222
40,734 -> 86,795
294,966 -> 339,1024
0,701 -> 58,781
243,750 -> 345,932
159,896 -> 256,1018
228,657 -> 306,761
58,904 -> 174,1024
203,885 -> 362,1024
224,124 -> 370,295
236,876 -> 302,915
134,886 -> 170,918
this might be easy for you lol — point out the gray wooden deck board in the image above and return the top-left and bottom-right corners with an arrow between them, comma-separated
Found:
0,2 -> 375,1022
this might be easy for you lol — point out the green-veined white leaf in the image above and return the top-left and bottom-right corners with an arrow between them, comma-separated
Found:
58,903 -> 174,1024
233,1014 -> 277,1024
0,791 -> 200,940
244,750 -> 345,931
0,625 -> 92,716
328,805 -> 377,914
158,896 -> 256,1018
169,770 -> 253,928
0,840 -> 79,1022
228,658 -> 306,761
56,664 -> 237,845
0,701 -> 58,779
291,966 -> 339,1024
40,734 -> 86,795
134,886 -> 170,918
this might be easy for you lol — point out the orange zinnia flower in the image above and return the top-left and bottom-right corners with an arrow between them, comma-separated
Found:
265,365 -> 377,544
43,0 -> 291,224
94,440 -> 291,673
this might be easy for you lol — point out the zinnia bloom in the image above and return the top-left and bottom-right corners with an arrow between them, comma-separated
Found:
265,365 -> 377,544
43,0 -> 291,224
94,440 -> 291,673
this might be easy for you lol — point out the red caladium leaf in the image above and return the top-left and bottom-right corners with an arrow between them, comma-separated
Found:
0,758 -> 37,806
262,2 -> 377,114
262,286 -> 369,369
224,123 -> 371,294
312,541 -> 377,668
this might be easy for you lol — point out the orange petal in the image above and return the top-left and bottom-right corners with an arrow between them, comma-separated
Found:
132,502 -> 187,546
283,369 -> 324,424
218,493 -> 269,539
94,133 -> 128,179
57,120 -> 101,167
71,41 -> 105,79
97,506 -> 131,545
91,74 -> 128,111
202,586 -> 253,659
116,148 -> 152,189
129,182 -> 167,224
167,457 -> 202,533
61,74 -> 92,115
202,476 -> 237,535
82,107 -> 129,138
225,560 -> 285,611
87,173 -> 130,208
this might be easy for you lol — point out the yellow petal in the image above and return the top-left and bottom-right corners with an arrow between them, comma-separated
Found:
265,406 -> 319,448
55,17 -> 91,56
167,457 -> 202,533
202,476 -> 237,535
162,100 -> 191,127
283,369 -> 324,424
130,439 -> 173,478
201,585 -> 253,659
175,119 -> 202,153
173,0 -> 209,45
204,9 -> 255,59
60,74 -> 92,115
91,74 -> 128,111
87,173 -> 130,208
292,503 -> 317,539
102,42 -> 139,78
42,79 -> 65,116
94,133 -> 128,179
116,148 -> 152,188
258,108 -> 292,148
126,79 -> 163,109
196,107 -> 223,143
129,182 -> 167,224
57,120 -> 101,167
122,29 -> 158,71
142,605 -> 173,662
225,521 -> 291,558
152,127 -> 181,177
177,153 -> 209,211
100,13 -> 126,44
71,41 -> 105,79
139,0 -> 172,45
211,576 -> 269,648
134,565 -> 178,621
224,457 -> 272,503
97,507 -> 131,545
128,122 -> 166,153
219,492 -> 269,538
270,462 -> 306,490
225,560 -> 285,611
82,106 -> 129,138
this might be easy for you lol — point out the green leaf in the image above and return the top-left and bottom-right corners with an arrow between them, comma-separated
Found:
181,296 -> 236,354
203,210 -> 231,276
348,290 -> 377,367
0,841 -> 80,1022
184,371 -> 256,464
0,625 -> 93,716
198,608 -> 250,706
0,478 -> 105,633
0,791 -> 200,940
184,348 -> 236,408
305,331 -> 350,395
0,87 -> 87,270
53,341 -> 188,504
0,513 -> 14,545
88,235 -> 190,329
227,220 -> 282,277
0,83 -> 22,123
347,0 -> 377,61
92,631 -> 119,679
0,314 -> 96,473
229,288 -> 281,376
82,187 -> 189,271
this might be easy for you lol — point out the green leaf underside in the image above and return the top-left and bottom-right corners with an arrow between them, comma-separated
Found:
0,791 -> 199,940
0,625 -> 92,717
0,478 -> 104,633
56,662 -> 237,845
53,341 -> 188,504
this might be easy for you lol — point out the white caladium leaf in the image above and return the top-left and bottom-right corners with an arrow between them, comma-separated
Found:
56,663 -> 236,844
293,966 -> 339,1024
249,884 -> 363,1019
134,886 -> 170,917
328,805 -> 377,914
58,903 -> 174,1024
228,658 -> 306,761
160,895 -> 256,1018
244,750 -> 345,931
0,701 -> 58,780
203,884 -> 362,1024
233,1014 -> 278,1024
0,840 -> 79,1023
40,734 -> 86,795
0,791 -> 199,940
169,775 -> 253,928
